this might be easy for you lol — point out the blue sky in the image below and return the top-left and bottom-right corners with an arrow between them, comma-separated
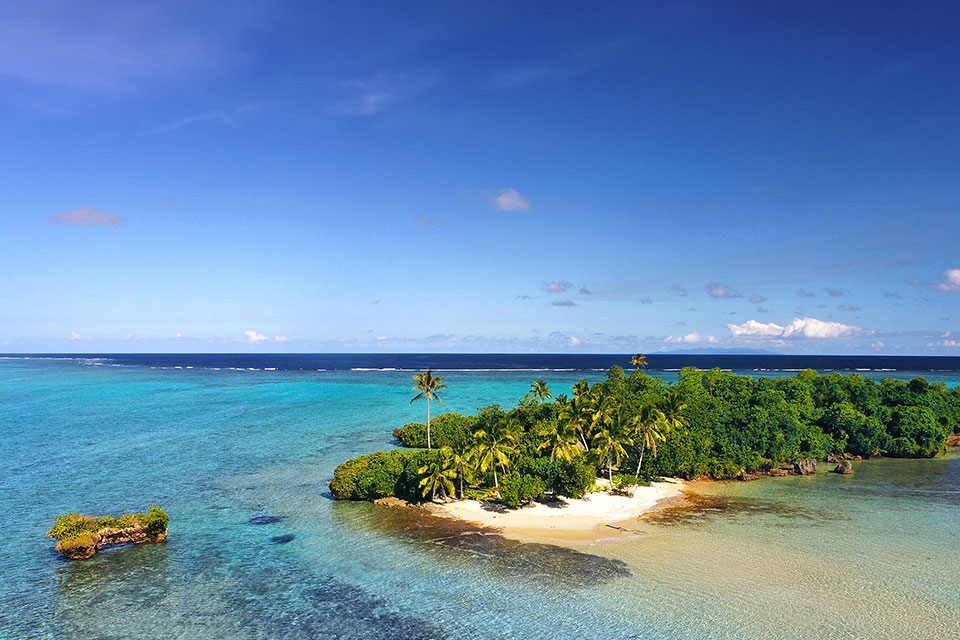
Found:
1,1 -> 958,354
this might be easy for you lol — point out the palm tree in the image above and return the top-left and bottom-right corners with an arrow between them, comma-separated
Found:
530,379 -> 552,404
630,404 -> 668,477
537,418 -> 579,462
659,391 -> 689,432
572,379 -> 590,400
559,395 -> 591,450
441,445 -> 474,499
417,456 -> 456,501
630,353 -> 648,369
472,418 -> 517,495
591,409 -> 632,484
410,370 -> 447,449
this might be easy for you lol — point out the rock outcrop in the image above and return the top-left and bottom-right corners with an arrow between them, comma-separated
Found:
946,434 -> 960,447
372,496 -> 413,508
832,460 -> 854,474
793,457 -> 817,476
52,523 -> 167,560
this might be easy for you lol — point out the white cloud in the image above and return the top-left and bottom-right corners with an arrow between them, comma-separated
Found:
570,336 -> 580,345
274,335 -> 288,342
934,269 -> 960,292
49,206 -> 125,227
728,317 -> 861,339
706,282 -> 740,299
69,331 -> 86,340
542,280 -> 572,293
666,331 -> 719,344
727,320 -> 784,337
492,189 -> 532,211
243,330 -> 267,343
749,294 -> 767,304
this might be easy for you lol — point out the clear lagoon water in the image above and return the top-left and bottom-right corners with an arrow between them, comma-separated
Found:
1,354 -> 958,639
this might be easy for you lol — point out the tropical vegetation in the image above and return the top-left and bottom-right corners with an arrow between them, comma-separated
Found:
46,505 -> 169,551
332,367 -> 960,508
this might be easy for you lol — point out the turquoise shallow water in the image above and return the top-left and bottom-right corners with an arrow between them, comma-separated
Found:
1,358 -> 958,639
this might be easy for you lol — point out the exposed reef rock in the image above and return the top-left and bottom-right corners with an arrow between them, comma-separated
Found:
46,506 -> 169,560
372,496 -> 414,508
793,458 -> 817,476
51,522 -> 167,559
947,434 -> 960,447
832,460 -> 855,474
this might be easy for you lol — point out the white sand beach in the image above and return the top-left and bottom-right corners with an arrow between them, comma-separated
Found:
425,479 -> 686,544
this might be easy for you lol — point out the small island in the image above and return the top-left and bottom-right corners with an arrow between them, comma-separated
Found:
331,366 -> 960,540
46,505 -> 170,559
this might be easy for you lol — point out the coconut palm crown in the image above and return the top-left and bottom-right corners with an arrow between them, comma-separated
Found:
410,369 -> 447,449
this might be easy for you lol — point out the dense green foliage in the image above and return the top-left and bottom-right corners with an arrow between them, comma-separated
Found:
393,413 -> 473,450
498,472 -> 545,508
46,505 -> 169,542
334,367 -> 959,506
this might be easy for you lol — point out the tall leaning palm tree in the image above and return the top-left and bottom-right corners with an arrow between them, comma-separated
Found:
410,370 -> 447,449
559,395 -> 591,450
441,445 -> 474,500
631,404 -> 668,477
591,410 -> 632,485
630,353 -> 648,369
472,418 -> 517,495
530,379 -> 552,404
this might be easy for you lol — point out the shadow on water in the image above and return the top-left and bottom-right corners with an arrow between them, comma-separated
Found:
333,501 -> 631,587
46,536 -> 449,640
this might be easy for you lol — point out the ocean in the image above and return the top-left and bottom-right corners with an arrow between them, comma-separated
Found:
1,354 -> 958,639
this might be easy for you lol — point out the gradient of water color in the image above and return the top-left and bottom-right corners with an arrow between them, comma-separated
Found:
1,356 -> 958,639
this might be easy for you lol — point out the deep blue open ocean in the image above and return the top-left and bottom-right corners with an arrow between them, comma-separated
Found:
1,353 -> 958,639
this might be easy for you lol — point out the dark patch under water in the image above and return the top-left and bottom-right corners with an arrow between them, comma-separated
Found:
270,534 -> 295,544
643,491 -> 850,527
334,503 -> 631,587
43,541 -> 448,640
248,515 -> 286,525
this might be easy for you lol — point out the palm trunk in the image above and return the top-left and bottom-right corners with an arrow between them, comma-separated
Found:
493,466 -> 499,493
578,427 -> 588,450
635,441 -> 646,477
608,454 -> 613,484
459,472 -> 464,500
426,396 -> 431,449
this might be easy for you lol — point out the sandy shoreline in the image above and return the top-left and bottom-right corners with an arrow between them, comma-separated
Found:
423,479 -> 687,544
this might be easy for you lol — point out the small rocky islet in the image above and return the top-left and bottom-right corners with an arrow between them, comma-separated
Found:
45,505 -> 169,560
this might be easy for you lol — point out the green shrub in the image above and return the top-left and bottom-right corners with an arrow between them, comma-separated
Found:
554,457 -> 596,498
141,505 -> 169,535
498,473 -> 545,509
330,450 -> 410,500
392,413 -> 473,450
611,473 -> 644,492
46,506 -> 169,542
516,456 -> 560,490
